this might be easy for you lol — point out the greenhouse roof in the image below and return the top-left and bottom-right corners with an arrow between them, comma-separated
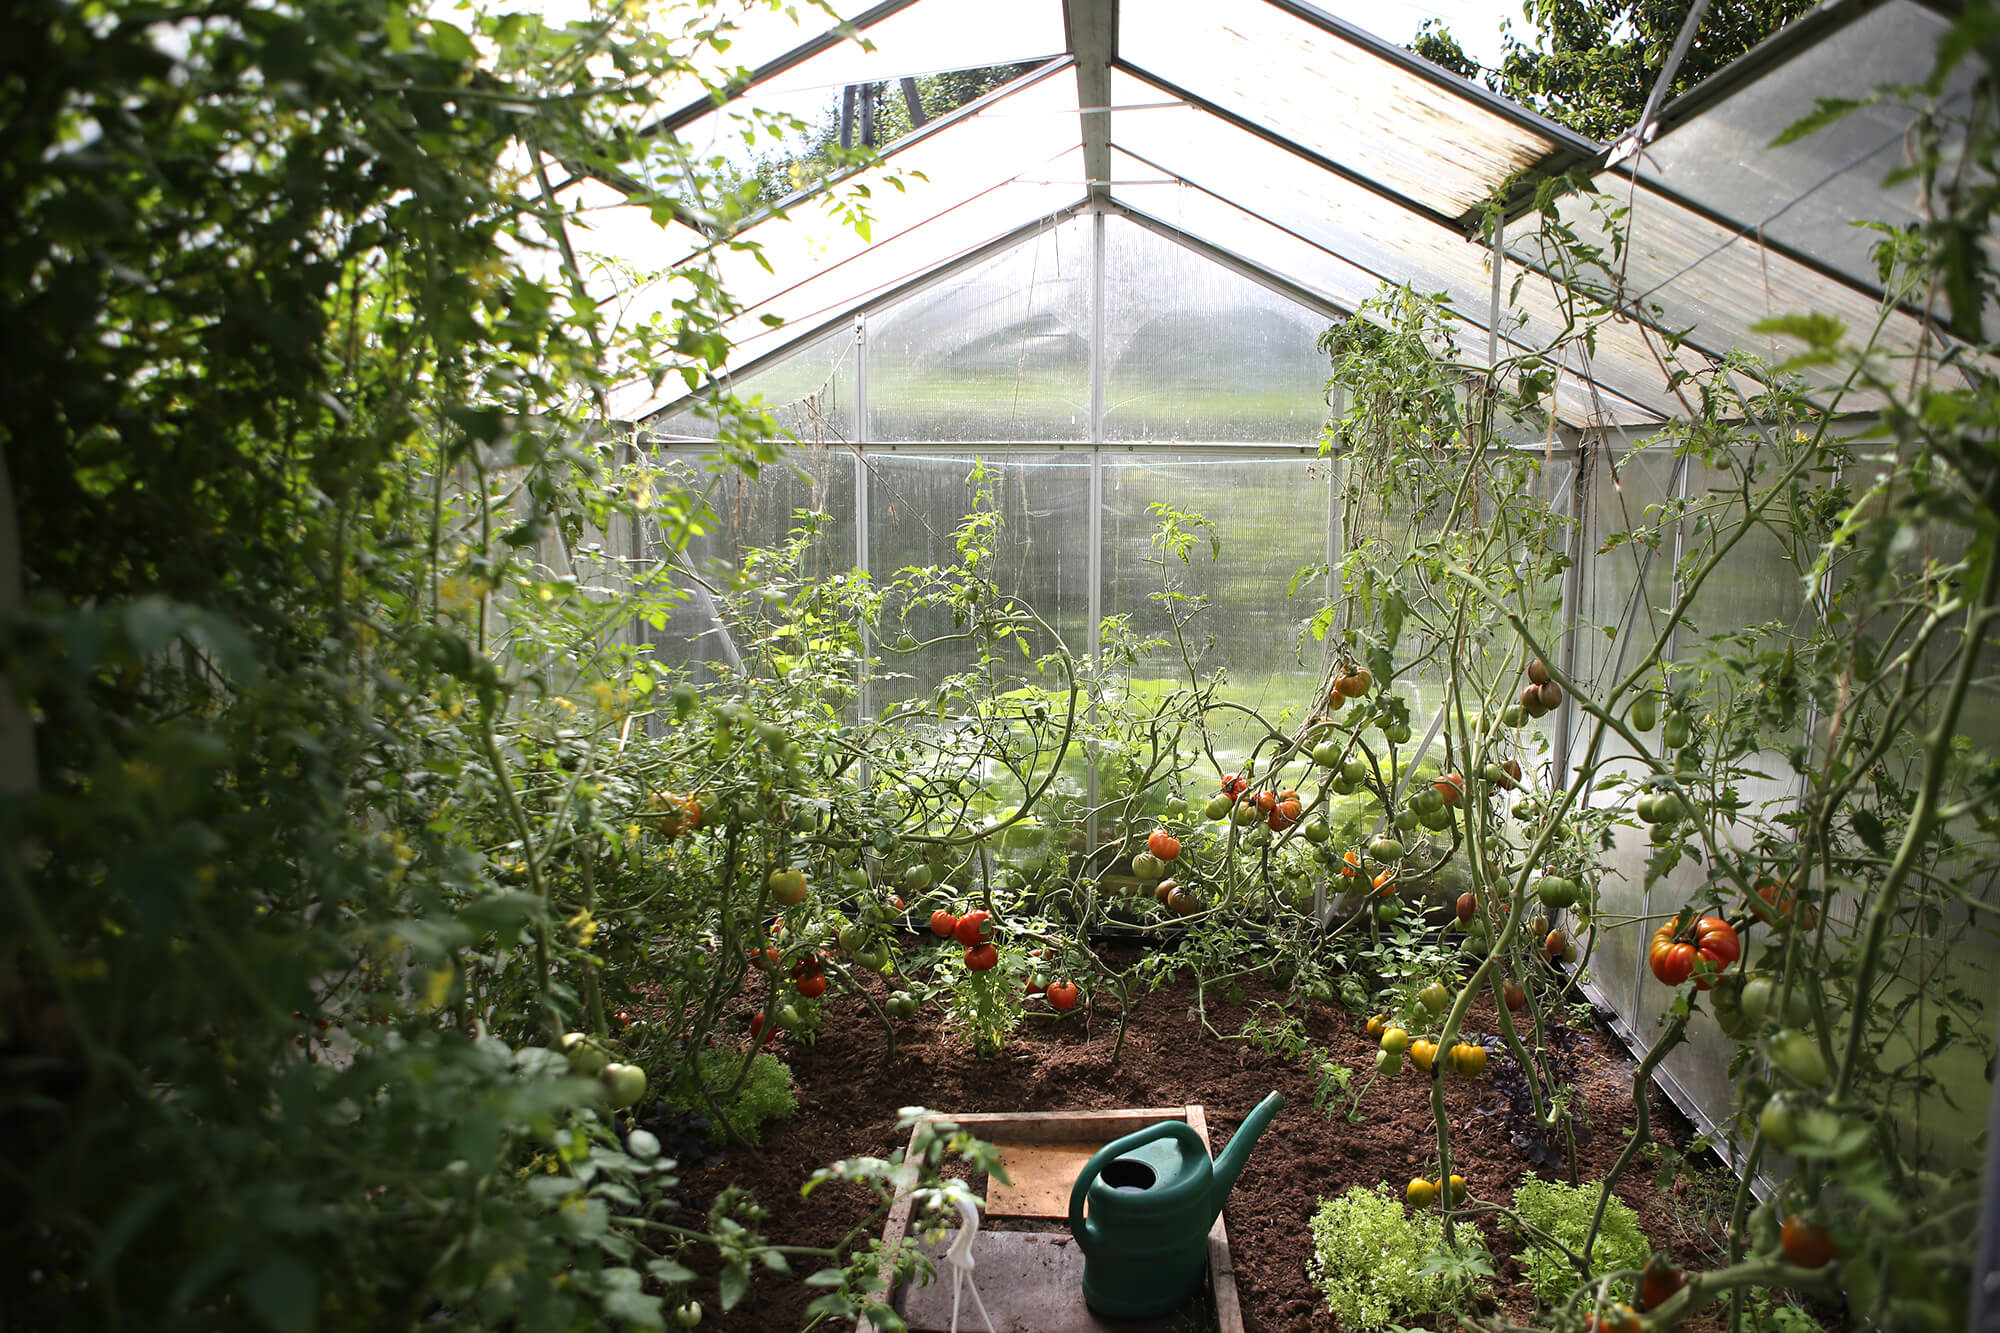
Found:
575,0 -> 1972,430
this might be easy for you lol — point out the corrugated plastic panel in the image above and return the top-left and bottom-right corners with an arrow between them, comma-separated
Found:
1117,0 -> 1562,218
1109,153 -> 1666,427
1108,70 -> 1683,423
664,0 -> 1068,184
1636,2 -> 1957,290
1506,177 -> 1943,413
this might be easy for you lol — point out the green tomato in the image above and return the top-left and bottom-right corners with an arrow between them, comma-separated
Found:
1302,817 -> 1330,844
1759,1092 -> 1803,1149
1393,808 -> 1420,832
602,1062 -> 647,1110
1205,793 -> 1234,820
1785,986 -> 1815,1027
1500,704 -> 1527,728
1313,742 -> 1342,767
1662,711 -> 1692,749
1412,787 -> 1443,816
1166,794 -> 1187,817
1386,723 -> 1412,745
902,864 -> 933,892
1629,695 -> 1657,732
1769,1028 -> 1830,1088
1341,759 -> 1369,785
1740,976 -> 1775,1026
1419,805 -> 1454,832
1375,1047 -> 1404,1075
1374,899 -> 1401,924
562,1032 -> 610,1076
1369,837 -> 1405,864
674,1300 -> 704,1328
1419,982 -> 1451,1014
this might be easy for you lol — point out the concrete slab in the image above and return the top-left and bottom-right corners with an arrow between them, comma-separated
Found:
893,1229 -> 1214,1333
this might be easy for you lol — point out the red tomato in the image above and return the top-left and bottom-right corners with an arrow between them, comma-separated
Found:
930,910 -> 959,938
1046,980 -> 1080,1010
1750,877 -> 1817,930
1268,798 -> 1303,831
1639,1262 -> 1686,1312
791,956 -> 824,981
1254,790 -> 1278,814
1456,892 -> 1477,922
1220,774 -> 1247,799
748,1011 -> 776,1046
1650,925 -> 1696,986
1691,915 -> 1741,989
1434,773 -> 1464,806
1780,1215 -> 1835,1269
795,973 -> 827,999
1147,828 -> 1181,862
964,942 -> 999,972
954,909 -> 993,947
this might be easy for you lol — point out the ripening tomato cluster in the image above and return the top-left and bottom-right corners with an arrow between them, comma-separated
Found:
1647,913 -> 1741,989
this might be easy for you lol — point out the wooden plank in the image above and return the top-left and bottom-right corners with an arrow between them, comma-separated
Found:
986,1140 -> 1102,1217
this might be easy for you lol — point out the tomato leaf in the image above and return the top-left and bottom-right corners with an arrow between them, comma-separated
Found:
719,1258 -> 750,1310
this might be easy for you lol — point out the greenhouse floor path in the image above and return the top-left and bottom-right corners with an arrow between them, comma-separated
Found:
660,942 -> 1748,1332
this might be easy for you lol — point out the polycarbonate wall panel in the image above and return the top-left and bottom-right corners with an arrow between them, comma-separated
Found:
1102,454 -> 1333,769
1106,147 -> 1671,428
864,453 -> 1093,709
615,68 -> 1085,404
1505,178 -> 1944,413
1639,2 -> 1957,291
663,0 -> 1068,188
1117,0 -> 1562,218
1676,450 -> 1814,816
652,325 -> 856,445
645,445 -> 858,680
1570,443 -> 1680,1024
867,218 -> 1092,441
1101,218 -> 1332,443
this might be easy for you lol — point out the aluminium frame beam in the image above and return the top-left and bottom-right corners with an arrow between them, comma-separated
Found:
1064,0 -> 1117,205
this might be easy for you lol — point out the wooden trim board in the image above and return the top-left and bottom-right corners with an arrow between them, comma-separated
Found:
857,1106 -> 1243,1333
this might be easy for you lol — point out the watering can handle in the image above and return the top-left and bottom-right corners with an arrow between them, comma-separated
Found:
1067,1120 -> 1207,1255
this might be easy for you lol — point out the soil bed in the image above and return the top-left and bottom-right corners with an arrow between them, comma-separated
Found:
665,940 -> 1741,1332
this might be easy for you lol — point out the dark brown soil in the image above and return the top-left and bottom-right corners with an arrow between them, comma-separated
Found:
660,941 -> 1741,1332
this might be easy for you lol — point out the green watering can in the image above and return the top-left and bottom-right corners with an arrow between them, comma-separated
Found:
1067,1091 -> 1284,1319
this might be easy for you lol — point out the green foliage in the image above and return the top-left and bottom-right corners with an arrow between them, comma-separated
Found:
1305,1186 -> 1486,1330
1411,1 -> 1817,142
666,1050 -> 799,1145
1509,1178 -> 1651,1305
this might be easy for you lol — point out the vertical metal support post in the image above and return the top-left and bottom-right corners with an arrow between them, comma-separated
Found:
899,77 -> 927,127
855,315 -> 872,732
839,85 -> 856,151
1085,209 -> 1107,854
1553,439 -> 1585,794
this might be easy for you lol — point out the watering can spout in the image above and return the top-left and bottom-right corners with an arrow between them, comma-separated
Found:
1206,1091 -> 1283,1221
